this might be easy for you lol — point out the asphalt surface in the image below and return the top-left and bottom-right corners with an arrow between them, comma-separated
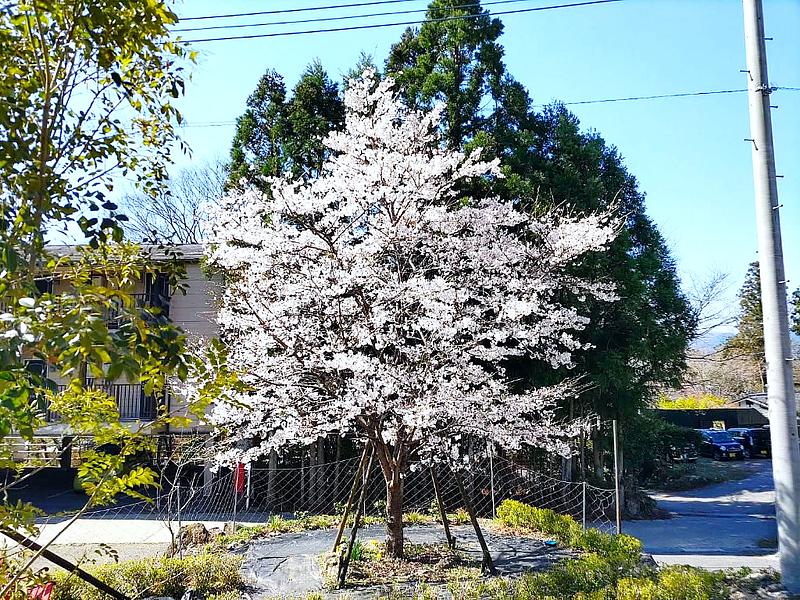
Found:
241,524 -> 574,599
623,458 -> 780,570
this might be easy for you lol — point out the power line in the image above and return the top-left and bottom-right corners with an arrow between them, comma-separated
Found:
181,0 -> 623,43
178,86 -> 799,128
174,0 -> 534,33
180,0 -> 422,22
553,88 -> 748,106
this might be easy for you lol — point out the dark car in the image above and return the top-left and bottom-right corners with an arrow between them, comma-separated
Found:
668,442 -> 698,463
728,427 -> 771,459
696,429 -> 745,461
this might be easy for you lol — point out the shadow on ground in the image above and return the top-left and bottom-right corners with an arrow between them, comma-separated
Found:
242,524 -> 575,599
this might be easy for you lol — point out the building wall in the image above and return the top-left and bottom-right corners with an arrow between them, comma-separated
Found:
35,258 -> 221,433
654,408 -> 769,430
169,263 -> 221,343
168,263 -> 221,434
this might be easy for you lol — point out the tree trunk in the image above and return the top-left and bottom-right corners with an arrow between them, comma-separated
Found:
592,431 -> 604,480
385,470 -> 404,558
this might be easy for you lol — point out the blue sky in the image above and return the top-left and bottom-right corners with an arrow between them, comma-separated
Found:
166,0 -> 800,321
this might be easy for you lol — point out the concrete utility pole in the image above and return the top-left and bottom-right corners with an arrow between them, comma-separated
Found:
742,0 -> 800,590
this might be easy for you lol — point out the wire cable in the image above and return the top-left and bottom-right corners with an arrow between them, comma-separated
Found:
180,0 -> 422,21
181,0 -> 623,43
175,0 -> 540,33
177,86 -> 800,128
555,88 -> 748,106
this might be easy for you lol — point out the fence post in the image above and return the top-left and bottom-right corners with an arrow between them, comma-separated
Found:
581,480 -> 587,530
245,463 -> 252,511
232,472 -> 239,533
176,481 -> 183,559
488,443 -> 497,519
612,419 -> 622,535
267,449 -> 277,511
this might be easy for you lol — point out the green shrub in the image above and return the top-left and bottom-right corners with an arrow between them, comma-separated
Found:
495,499 -> 641,565
51,552 -> 242,600
404,511 -> 433,525
350,539 -> 365,561
495,499 -> 581,545
617,577 -> 658,599
206,592 -> 242,600
655,565 -> 727,599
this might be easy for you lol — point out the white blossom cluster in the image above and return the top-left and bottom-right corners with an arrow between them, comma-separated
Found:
206,70 -> 618,466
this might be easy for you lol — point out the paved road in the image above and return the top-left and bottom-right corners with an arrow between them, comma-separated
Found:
623,459 -> 779,570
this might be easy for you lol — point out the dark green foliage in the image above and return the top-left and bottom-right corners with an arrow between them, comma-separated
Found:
228,61 -> 344,190
622,413 -> 702,485
723,262 -> 765,385
386,0 -> 506,149
792,288 -> 800,336
384,0 -> 695,478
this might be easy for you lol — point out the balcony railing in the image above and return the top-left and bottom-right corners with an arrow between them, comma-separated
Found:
105,293 -> 170,328
48,383 -> 165,422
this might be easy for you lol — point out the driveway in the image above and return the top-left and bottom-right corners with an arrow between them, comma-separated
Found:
623,459 -> 779,569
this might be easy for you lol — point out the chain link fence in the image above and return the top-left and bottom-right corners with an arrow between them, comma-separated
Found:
37,452 -> 617,533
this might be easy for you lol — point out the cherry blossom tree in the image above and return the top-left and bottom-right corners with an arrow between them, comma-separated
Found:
206,70 -> 618,558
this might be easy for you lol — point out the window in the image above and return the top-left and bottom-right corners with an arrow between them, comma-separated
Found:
34,278 -> 53,296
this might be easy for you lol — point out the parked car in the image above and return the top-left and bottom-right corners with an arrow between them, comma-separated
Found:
696,429 -> 745,461
728,427 -> 771,458
668,442 -> 698,463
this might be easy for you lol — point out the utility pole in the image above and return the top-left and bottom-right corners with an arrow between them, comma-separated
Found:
742,0 -> 800,590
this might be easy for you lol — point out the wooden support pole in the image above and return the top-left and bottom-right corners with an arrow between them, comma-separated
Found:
1,528 -> 129,600
430,466 -> 455,549
455,471 -> 496,575
332,441 -> 371,552
338,449 -> 375,589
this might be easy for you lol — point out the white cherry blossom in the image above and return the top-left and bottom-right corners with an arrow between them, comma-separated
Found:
205,70 -> 618,556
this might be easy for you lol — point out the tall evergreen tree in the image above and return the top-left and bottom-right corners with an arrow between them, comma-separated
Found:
386,1 -> 505,149
724,262 -> 766,389
385,0 -> 695,476
228,62 -> 344,190
228,69 -> 288,189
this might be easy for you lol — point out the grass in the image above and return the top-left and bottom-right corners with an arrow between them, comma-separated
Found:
213,509 -> 473,549
50,552 -> 242,600
648,457 -> 757,492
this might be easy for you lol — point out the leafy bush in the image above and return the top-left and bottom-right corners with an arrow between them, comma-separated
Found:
205,592 -> 243,600
495,499 -> 641,564
617,566 -> 727,600
492,500 -> 725,599
350,539 -> 365,561
658,394 -> 727,410
623,413 -> 703,497
51,553 -> 242,600
404,511 -> 433,525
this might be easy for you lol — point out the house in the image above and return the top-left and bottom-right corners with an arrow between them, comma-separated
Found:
654,407 -> 769,430
24,244 -> 219,458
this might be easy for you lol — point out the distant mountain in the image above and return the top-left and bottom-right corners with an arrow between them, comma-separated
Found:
691,330 -> 734,352
690,329 -> 800,353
